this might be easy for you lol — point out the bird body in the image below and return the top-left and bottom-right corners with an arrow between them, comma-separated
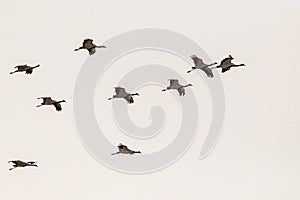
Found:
108,87 -> 139,104
187,55 -> 217,77
162,79 -> 193,96
74,38 -> 106,55
111,143 -> 141,155
10,64 -> 40,75
8,160 -> 38,170
215,55 -> 246,73
36,97 -> 66,111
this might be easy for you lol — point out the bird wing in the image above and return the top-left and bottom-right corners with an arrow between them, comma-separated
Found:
38,97 -> 53,104
222,67 -> 231,73
119,144 -> 129,151
201,67 -> 214,78
53,102 -> 62,111
114,87 -> 126,96
220,56 -> 233,67
177,87 -> 185,96
88,48 -> 96,55
191,55 -> 205,66
8,160 -> 20,164
124,95 -> 134,104
83,39 -> 94,49
15,65 -> 29,70
169,79 -> 179,87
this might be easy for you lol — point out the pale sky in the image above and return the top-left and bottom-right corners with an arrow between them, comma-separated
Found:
0,0 -> 299,199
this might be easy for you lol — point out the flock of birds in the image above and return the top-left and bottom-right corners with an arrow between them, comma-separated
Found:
8,38 -> 245,171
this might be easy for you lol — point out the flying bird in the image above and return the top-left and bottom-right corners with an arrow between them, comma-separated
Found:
108,87 -> 139,104
187,55 -> 217,77
36,97 -> 66,111
10,64 -> 40,75
162,79 -> 193,96
74,38 -> 106,55
8,160 -> 38,171
111,143 -> 141,155
215,55 -> 246,73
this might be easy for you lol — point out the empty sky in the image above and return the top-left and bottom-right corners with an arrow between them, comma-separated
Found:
0,0 -> 299,199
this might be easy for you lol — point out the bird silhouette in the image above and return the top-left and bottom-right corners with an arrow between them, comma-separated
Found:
187,55 -> 217,77
162,79 -> 193,96
36,97 -> 66,111
8,160 -> 38,171
74,38 -> 106,55
108,87 -> 139,104
10,64 -> 40,75
111,143 -> 141,155
214,55 -> 246,73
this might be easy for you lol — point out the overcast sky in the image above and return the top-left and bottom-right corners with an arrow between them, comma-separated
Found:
0,0 -> 299,199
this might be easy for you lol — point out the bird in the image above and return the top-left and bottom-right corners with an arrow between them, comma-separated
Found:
214,55 -> 246,73
10,64 -> 40,75
108,87 -> 139,104
8,160 -> 38,171
74,38 -> 106,55
36,97 -> 66,111
111,143 -> 141,155
187,55 -> 217,77
162,79 -> 193,96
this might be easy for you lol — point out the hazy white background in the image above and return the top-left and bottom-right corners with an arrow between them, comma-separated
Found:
0,0 -> 299,199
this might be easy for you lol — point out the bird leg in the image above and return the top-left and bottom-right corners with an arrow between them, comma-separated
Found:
111,152 -> 120,155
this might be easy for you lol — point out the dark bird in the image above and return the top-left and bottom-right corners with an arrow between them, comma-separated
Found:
215,55 -> 246,73
36,97 -> 66,111
108,87 -> 139,104
111,143 -> 141,155
8,160 -> 38,171
74,38 -> 106,55
10,64 -> 40,75
187,55 -> 217,77
162,79 -> 193,96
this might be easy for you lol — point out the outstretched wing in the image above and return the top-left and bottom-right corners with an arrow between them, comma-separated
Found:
169,79 -> 179,87
124,95 -> 134,104
26,69 -> 33,74
220,55 -> 233,67
83,39 -> 94,49
38,97 -> 52,104
190,55 -> 205,66
118,144 -> 129,151
177,87 -> 185,96
53,102 -> 62,111
201,67 -> 214,78
114,87 -> 126,96
88,48 -> 96,55
222,67 -> 231,73
15,65 -> 29,70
